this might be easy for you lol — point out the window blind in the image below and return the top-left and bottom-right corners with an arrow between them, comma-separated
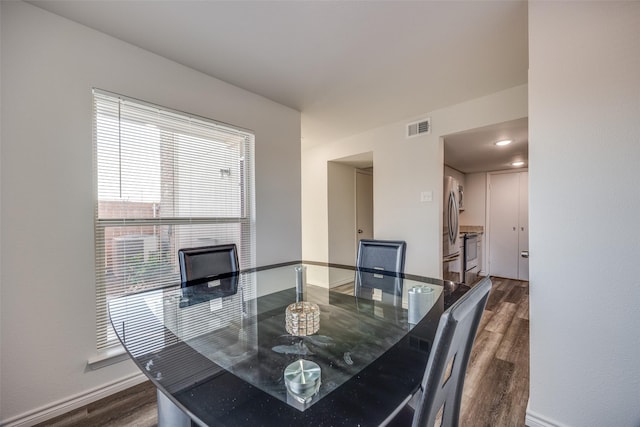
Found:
93,89 -> 256,350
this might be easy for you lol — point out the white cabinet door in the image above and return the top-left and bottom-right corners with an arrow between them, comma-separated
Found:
489,172 -> 520,279
488,171 -> 529,280
518,172 -> 529,281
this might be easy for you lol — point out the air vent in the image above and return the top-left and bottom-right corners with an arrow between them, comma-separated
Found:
406,118 -> 431,138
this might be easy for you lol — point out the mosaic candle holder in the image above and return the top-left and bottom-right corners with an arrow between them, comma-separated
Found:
285,301 -> 320,336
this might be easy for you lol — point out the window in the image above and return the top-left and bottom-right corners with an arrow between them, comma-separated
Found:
93,89 -> 255,350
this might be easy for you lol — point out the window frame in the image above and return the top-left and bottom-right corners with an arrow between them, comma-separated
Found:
93,89 -> 256,350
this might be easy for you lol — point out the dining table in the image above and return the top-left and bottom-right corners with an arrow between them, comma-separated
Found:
108,261 -> 467,427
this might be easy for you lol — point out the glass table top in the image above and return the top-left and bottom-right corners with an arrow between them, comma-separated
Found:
108,262 -> 447,425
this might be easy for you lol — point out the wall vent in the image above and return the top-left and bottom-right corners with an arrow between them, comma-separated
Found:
406,118 -> 431,138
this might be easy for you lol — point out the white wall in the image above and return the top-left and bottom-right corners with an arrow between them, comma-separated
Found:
302,85 -> 527,277
528,2 -> 640,426
0,2 -> 301,424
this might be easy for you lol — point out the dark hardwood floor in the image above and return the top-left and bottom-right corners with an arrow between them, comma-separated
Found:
459,276 -> 529,426
35,381 -> 157,427
37,277 -> 528,426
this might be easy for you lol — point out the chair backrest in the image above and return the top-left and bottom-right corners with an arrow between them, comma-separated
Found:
178,244 -> 239,284
355,239 -> 406,299
411,276 -> 492,427
356,239 -> 407,273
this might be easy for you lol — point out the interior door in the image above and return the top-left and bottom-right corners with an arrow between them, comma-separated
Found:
489,172 -> 520,279
355,170 -> 373,248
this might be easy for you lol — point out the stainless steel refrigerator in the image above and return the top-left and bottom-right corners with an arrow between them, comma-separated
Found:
443,176 -> 461,282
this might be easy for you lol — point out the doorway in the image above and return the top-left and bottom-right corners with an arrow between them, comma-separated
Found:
442,117 -> 529,280
327,152 -> 374,266
355,169 -> 373,246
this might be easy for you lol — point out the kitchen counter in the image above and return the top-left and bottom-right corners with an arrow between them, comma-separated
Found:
460,225 -> 484,234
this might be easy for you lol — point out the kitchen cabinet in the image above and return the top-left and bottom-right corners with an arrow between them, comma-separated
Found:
488,171 -> 528,280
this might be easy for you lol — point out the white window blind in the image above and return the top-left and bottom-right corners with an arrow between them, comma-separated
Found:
93,89 -> 255,350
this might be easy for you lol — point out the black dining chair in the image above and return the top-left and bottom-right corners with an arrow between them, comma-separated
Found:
178,243 -> 239,284
356,239 -> 406,273
383,276 -> 492,427
354,239 -> 406,300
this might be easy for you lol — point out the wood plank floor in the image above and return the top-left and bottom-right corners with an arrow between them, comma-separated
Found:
35,381 -> 157,427
37,277 -> 528,426
460,276 -> 529,427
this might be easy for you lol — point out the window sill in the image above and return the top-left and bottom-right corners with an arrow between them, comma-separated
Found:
87,346 -> 131,370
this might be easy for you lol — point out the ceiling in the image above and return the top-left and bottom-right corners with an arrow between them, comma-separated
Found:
444,118 -> 529,174
29,0 -> 529,171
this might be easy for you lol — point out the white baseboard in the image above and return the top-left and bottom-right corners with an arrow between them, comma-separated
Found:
329,276 -> 354,288
1,372 -> 147,427
526,408 -> 565,427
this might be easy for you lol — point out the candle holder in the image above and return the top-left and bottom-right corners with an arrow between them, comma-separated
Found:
408,285 -> 435,326
285,301 -> 320,336
284,359 -> 321,404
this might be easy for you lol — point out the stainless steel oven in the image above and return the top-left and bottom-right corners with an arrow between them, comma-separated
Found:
463,233 -> 479,284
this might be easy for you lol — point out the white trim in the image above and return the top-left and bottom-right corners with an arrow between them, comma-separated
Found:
330,276 -> 354,288
86,345 -> 129,370
1,372 -> 147,427
525,408 -> 565,427
306,276 -> 353,290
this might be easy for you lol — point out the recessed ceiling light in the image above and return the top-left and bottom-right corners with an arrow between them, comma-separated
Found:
495,139 -> 512,146
511,161 -> 525,167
